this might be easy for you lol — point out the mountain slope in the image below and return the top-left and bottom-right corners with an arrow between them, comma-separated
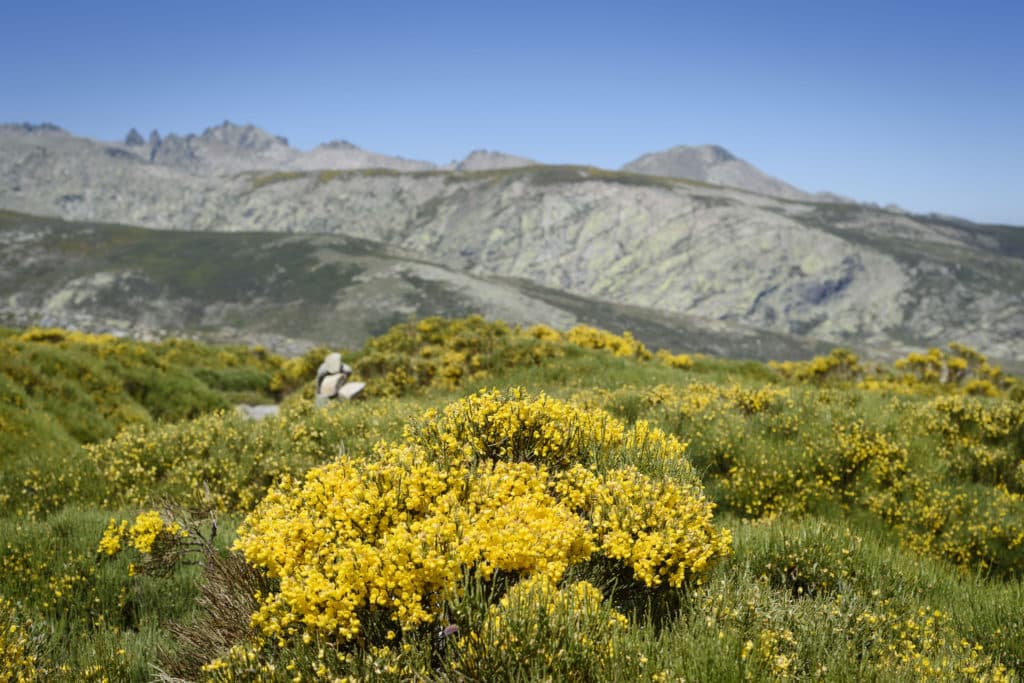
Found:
0,210 -> 838,361
2,124 -> 1021,361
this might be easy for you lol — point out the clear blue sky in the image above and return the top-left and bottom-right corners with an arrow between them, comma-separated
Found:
3,0 -> 1022,225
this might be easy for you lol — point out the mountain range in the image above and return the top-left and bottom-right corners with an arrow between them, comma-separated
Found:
1,121 -> 1021,363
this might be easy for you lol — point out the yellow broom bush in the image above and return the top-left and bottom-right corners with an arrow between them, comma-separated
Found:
231,389 -> 731,647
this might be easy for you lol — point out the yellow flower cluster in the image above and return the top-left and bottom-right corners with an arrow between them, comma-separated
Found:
268,347 -> 329,395
924,395 -> 1024,491
15,326 -> 283,376
854,605 -> 1012,681
530,323 -> 694,368
770,342 -> 1018,400
740,628 -> 799,678
565,325 -> 654,360
585,466 -> 730,586
85,408 -> 314,512
842,394 -> 1024,575
655,348 -> 695,369
450,576 -> 630,680
642,382 -> 793,416
894,343 -> 1008,391
524,323 -> 563,342
0,597 -> 38,682
233,390 -> 730,645
870,475 -> 1024,575
410,387 -> 628,470
97,510 -> 187,557
770,349 -> 862,383
356,315 -> 555,397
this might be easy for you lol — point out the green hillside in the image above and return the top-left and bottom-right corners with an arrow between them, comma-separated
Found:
1,318 -> 1022,681
0,209 -> 837,362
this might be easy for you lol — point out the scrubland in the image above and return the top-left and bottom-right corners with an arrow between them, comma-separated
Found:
1,318 -> 1022,681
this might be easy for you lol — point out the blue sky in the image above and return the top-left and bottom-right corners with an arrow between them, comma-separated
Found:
3,0 -> 1022,225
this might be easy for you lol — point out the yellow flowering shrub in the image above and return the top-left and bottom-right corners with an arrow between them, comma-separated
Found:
853,605 -> 1013,681
885,343 -> 1012,397
353,316 -> 563,396
770,348 -> 862,383
566,324 -> 653,360
894,347 -> 947,384
409,387 -> 627,470
769,343 -> 1017,402
268,346 -> 329,396
84,407 -> 321,512
637,382 -> 793,417
232,390 -> 731,647
655,348 -> 694,369
585,466 -> 731,587
449,576 -> 632,681
0,597 -> 39,682
97,510 -> 190,575
525,323 -> 563,342
924,395 -> 1024,488
869,475 -> 1024,576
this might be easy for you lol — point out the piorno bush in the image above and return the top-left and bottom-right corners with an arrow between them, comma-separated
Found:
225,389 -> 731,673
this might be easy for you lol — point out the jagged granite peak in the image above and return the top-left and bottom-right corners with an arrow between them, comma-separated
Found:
199,120 -> 291,150
1,122 -> 66,135
124,128 -> 145,146
318,140 -> 360,150
451,149 -> 537,172
63,122 -> 434,174
149,133 -> 197,167
622,144 -> 814,201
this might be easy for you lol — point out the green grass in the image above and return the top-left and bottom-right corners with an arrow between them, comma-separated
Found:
0,330 -> 289,516
1,319 -> 1022,680
249,171 -> 306,189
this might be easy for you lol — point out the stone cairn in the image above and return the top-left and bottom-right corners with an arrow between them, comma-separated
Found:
316,352 -> 364,406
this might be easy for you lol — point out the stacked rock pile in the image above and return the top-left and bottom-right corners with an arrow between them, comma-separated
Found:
316,352 -> 364,405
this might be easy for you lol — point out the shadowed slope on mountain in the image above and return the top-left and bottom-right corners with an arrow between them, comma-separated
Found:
0,210 -> 840,360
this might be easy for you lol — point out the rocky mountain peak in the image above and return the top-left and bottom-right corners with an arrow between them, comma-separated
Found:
124,128 -> 145,146
1,122 -> 66,135
627,144 -> 738,172
695,144 -> 737,163
199,120 -> 290,150
317,140 -> 360,151
452,149 -> 536,172
622,144 -> 813,201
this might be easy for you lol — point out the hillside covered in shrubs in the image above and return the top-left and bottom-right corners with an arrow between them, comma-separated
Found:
1,317 -> 1022,681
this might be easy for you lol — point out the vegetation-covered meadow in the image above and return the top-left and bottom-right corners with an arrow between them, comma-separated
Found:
1,317 -> 1022,681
